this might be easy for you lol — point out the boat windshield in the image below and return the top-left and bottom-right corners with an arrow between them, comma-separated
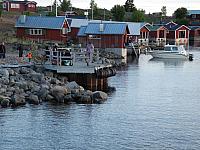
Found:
164,46 -> 178,51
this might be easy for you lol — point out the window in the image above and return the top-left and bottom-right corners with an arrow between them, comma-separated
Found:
192,14 -> 196,19
3,3 -> 6,9
179,30 -> 186,38
29,29 -> 43,35
11,3 -> 20,9
88,35 -> 101,39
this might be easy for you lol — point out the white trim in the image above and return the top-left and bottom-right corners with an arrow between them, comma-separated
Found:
165,21 -> 177,26
175,25 -> 191,31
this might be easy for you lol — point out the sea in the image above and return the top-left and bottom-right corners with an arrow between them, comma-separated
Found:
1,49 -> 200,150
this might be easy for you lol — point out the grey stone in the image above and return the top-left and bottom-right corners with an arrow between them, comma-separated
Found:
28,94 -> 40,105
92,91 -> 108,104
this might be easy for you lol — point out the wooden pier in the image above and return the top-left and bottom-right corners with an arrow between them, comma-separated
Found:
43,48 -> 117,91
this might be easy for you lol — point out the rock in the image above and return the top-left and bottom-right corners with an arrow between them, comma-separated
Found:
37,87 -> 49,101
15,81 -> 29,91
50,78 -> 61,84
31,85 -> 40,93
76,95 -> 92,104
1,98 -> 10,108
51,86 -> 69,103
28,94 -> 40,105
19,67 -> 30,74
10,94 -> 26,107
0,88 -> 6,94
66,81 -> 80,89
0,69 -> 9,78
30,73 -> 44,83
0,77 -> 9,85
64,94 -> 74,103
92,91 -> 108,104
8,69 -> 15,76
46,94 -> 54,101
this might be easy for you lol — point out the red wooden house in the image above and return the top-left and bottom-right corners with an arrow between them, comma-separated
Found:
77,22 -> 129,57
15,15 -> 70,43
188,10 -> 200,26
3,0 -> 37,12
189,26 -> 200,47
139,25 -> 150,46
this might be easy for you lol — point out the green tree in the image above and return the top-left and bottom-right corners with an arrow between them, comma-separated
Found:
111,5 -> 125,21
173,7 -> 188,19
124,0 -> 136,12
90,0 -> 98,19
131,9 -> 145,22
60,0 -> 71,12
161,6 -> 167,17
0,3 -> 2,18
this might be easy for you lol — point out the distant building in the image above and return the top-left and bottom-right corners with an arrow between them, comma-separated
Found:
165,21 -> 190,46
78,22 -> 130,56
188,10 -> 200,26
15,16 -> 70,43
2,0 -> 37,12
189,26 -> 200,47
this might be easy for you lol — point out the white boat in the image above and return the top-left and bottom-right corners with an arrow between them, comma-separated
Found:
149,45 -> 191,60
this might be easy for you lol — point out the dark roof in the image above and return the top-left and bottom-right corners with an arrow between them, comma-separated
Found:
15,16 -> 67,29
84,23 -> 129,35
146,25 -> 163,31
189,26 -> 200,30
165,24 -> 190,31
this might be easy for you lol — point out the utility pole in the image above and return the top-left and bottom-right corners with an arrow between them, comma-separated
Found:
91,5 -> 93,20
55,0 -> 57,17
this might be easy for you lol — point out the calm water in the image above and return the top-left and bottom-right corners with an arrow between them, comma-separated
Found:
1,51 -> 200,150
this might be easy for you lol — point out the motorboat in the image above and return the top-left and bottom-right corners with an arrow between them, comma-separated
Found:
149,45 -> 193,60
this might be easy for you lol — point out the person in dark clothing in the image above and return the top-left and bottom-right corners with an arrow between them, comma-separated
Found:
0,42 -> 6,58
18,44 -> 23,57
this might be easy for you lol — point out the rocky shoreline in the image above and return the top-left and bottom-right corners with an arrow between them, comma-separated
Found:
0,65 -> 108,108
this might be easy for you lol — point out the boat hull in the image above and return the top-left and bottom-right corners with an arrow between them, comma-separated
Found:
149,51 -> 188,59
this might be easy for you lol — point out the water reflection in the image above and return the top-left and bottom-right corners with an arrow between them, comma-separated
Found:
149,58 -> 186,67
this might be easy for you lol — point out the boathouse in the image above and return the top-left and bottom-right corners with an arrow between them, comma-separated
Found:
146,25 -> 169,46
2,0 -> 37,12
15,16 -> 70,43
189,26 -> 200,47
165,22 -> 190,46
139,24 -> 150,46
77,22 -> 129,56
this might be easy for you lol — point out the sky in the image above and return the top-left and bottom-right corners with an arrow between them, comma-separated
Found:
35,0 -> 199,16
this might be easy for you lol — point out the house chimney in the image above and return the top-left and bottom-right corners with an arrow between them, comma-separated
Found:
20,15 -> 26,24
99,23 -> 104,32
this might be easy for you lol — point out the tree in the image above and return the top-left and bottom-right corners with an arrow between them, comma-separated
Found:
173,7 -> 188,19
90,0 -> 98,19
124,0 -> 136,12
0,3 -> 2,18
60,0 -> 71,12
161,6 -> 167,17
111,5 -> 125,21
131,9 -> 145,22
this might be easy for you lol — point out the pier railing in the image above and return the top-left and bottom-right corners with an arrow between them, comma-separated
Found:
44,48 -> 99,66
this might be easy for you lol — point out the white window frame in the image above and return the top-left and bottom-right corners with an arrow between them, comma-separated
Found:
28,4 -> 35,8
29,29 -> 43,35
11,3 -> 20,9
3,3 -> 7,9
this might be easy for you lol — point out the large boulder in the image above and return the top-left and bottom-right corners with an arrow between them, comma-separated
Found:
76,95 -> 92,104
0,69 -> 9,78
19,67 -> 30,74
64,94 -> 74,103
27,94 -> 40,105
37,87 -> 49,101
30,73 -> 44,83
10,94 -> 26,107
92,91 -> 108,104
50,86 -> 69,103
0,96 -> 10,108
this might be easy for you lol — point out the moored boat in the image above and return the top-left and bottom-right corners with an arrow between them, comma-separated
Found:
149,45 -> 193,60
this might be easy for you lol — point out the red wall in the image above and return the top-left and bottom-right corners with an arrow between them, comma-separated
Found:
4,2 -> 36,12
175,26 -> 189,39
16,28 -> 67,43
68,27 -> 79,40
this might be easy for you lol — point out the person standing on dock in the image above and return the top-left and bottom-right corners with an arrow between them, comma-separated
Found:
0,42 -> 6,59
86,42 -> 94,64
